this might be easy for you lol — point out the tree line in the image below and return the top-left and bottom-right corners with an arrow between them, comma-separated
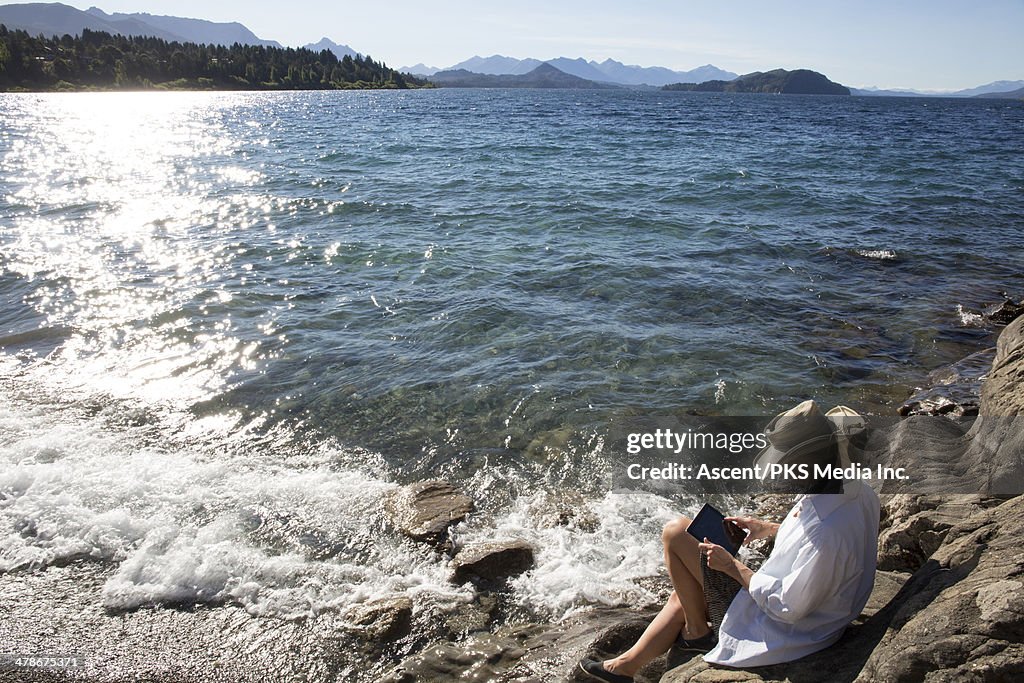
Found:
0,25 -> 430,91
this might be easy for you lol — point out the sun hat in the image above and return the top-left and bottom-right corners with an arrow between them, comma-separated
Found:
753,399 -> 838,476
825,405 -> 867,467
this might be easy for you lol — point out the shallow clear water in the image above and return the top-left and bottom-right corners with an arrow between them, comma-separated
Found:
1,90 -> 1022,622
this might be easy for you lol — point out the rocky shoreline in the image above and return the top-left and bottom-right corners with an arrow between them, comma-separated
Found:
379,314 -> 1024,682
2,316 -> 1021,683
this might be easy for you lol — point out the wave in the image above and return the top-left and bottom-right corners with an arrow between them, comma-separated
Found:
854,248 -> 898,260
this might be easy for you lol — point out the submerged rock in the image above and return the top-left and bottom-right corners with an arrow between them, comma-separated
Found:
897,348 -> 994,418
451,540 -> 535,585
385,480 -> 474,548
527,490 -> 601,532
984,298 -> 1024,326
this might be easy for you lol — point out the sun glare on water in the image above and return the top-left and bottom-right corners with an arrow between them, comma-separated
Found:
1,92 -> 271,407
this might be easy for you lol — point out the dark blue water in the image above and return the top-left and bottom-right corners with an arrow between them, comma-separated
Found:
0,90 -> 1022,621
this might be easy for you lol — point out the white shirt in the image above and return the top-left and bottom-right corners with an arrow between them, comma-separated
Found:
704,480 -> 880,667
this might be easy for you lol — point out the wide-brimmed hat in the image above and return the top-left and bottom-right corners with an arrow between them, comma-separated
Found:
753,399 -> 837,476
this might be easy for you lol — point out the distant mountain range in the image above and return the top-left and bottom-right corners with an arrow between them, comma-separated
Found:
430,63 -> 619,89
0,3 -> 361,62
852,80 -> 1024,98
1,3 -> 1018,96
400,55 -> 738,87
0,2 -> 282,46
975,86 -> 1024,100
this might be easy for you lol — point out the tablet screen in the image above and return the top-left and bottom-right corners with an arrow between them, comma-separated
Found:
686,503 -> 744,555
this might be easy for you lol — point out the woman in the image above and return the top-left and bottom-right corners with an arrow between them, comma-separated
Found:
579,400 -> 880,682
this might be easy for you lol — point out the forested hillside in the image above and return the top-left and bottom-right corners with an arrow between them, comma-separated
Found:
0,25 -> 428,90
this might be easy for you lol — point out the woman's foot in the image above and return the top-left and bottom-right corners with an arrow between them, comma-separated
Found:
674,628 -> 718,652
578,658 -> 634,683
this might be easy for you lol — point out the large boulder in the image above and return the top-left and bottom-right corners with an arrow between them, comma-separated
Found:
959,317 -> 1024,496
385,480 -> 474,548
979,316 -> 1024,417
856,495 -> 1024,682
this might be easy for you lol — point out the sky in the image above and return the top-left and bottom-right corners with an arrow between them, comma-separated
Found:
24,1 -> 1024,90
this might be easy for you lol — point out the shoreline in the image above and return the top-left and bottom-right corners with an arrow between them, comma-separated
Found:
1,314 -> 1021,682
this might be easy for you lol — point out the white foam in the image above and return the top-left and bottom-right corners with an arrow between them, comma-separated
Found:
854,249 -> 898,260
0,397 -> 472,618
956,304 -> 985,327
456,490 -> 686,620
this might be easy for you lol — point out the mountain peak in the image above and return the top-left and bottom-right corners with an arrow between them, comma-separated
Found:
302,37 -> 358,59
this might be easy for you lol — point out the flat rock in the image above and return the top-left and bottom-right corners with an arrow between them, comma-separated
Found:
386,480 -> 474,548
451,540 -> 535,584
382,606 -> 666,683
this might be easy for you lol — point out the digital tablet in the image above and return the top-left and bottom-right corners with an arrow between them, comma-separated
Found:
686,503 -> 745,555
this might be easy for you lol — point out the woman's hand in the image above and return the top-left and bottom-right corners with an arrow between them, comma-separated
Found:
725,515 -> 778,545
699,538 -> 755,589
699,539 -> 734,574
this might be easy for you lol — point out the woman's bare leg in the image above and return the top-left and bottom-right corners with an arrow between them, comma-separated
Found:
601,591 -> 685,677
662,516 -> 711,640
600,516 -> 710,677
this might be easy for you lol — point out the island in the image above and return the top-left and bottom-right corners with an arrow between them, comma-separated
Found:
428,63 -> 617,89
664,68 -> 850,95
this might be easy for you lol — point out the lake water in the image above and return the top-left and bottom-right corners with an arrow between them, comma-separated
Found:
1,89 -> 1022,652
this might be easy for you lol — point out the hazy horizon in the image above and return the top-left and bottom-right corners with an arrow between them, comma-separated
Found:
3,0 -> 1023,91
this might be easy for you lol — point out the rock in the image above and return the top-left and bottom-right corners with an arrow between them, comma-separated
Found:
378,632 -> 531,683
859,415 -> 975,494
955,317 -> 1024,496
984,298 -> 1024,326
386,480 -> 474,548
876,495 -> 997,572
979,316 -> 1024,417
660,497 -> 1024,683
897,348 -> 994,418
527,490 -> 601,532
382,606 -> 665,683
661,567 -> 910,682
856,495 -> 1024,682
345,597 -> 414,642
443,594 -> 498,637
451,540 -> 535,585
